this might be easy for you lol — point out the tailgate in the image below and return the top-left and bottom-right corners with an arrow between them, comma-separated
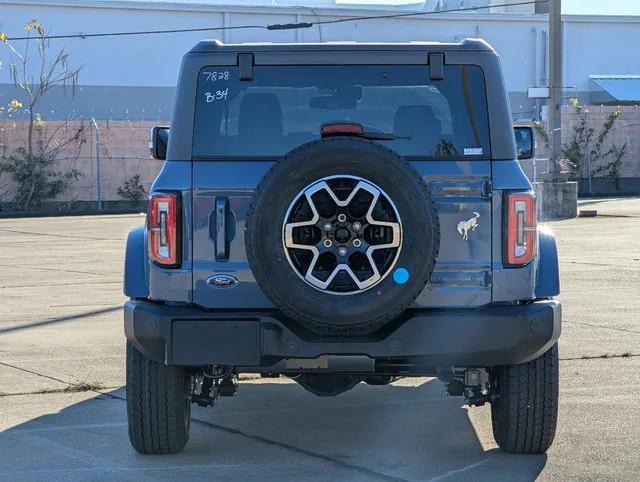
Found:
192,160 -> 492,309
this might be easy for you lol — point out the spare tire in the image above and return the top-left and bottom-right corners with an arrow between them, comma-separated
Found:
245,137 -> 439,334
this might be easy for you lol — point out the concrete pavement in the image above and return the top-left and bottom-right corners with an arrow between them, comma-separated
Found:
1,199 -> 639,480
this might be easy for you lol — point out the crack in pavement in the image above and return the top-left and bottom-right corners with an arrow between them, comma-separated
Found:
0,361 -> 123,402
566,260 -> 640,268
0,386 -> 122,397
0,280 -> 120,289
0,263 -> 111,276
564,320 -> 640,335
0,306 -> 122,334
560,353 -> 639,361
0,228 -> 122,241
0,360 -> 72,386
192,418 -> 410,482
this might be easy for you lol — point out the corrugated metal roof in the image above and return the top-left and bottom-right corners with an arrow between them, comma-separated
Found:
590,75 -> 640,102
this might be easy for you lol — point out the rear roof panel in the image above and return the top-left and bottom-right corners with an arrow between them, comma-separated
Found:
189,38 -> 495,54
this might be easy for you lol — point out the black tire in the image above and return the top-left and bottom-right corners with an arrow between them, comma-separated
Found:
491,343 -> 559,454
245,137 -> 440,335
126,342 -> 191,454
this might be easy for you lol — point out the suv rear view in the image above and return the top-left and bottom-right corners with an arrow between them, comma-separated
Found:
124,39 -> 561,455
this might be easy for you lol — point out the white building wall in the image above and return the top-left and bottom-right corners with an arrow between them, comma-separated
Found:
0,2 -> 546,91
563,16 -> 640,94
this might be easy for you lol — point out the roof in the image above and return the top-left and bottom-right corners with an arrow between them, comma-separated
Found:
590,75 -> 640,102
189,38 -> 494,53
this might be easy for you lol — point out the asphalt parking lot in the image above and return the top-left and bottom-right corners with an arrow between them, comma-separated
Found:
1,198 -> 639,481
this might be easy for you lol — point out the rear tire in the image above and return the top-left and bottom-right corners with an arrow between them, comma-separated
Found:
126,342 -> 191,454
491,343 -> 559,454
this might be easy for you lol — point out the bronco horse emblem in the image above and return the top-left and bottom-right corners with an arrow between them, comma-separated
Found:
457,212 -> 480,240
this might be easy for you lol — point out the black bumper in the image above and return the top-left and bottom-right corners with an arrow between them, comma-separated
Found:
124,300 -> 561,371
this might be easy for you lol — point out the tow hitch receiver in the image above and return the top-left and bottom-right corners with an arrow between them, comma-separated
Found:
439,368 -> 493,406
191,366 -> 238,407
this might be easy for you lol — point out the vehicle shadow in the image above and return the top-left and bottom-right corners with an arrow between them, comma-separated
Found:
1,378 -> 547,481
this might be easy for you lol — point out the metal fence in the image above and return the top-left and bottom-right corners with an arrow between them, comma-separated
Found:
0,120 -> 164,210
1,108 -> 639,212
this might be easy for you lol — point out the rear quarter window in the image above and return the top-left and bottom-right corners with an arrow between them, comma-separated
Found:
192,64 -> 490,159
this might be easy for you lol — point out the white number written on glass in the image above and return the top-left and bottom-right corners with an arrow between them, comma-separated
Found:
205,88 -> 229,103
202,71 -> 230,82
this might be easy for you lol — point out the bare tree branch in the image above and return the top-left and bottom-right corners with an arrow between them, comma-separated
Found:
0,20 -> 85,210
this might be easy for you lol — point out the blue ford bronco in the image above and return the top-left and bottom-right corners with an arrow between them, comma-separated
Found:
124,39 -> 561,455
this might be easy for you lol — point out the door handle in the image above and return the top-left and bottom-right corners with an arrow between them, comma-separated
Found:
215,197 -> 229,261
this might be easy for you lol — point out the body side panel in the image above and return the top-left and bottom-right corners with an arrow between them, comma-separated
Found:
535,225 -> 561,298
123,225 -> 149,299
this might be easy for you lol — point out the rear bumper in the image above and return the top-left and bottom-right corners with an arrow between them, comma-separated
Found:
124,300 -> 561,372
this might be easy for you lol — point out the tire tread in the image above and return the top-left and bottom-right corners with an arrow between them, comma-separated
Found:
126,342 -> 190,454
491,343 -> 559,454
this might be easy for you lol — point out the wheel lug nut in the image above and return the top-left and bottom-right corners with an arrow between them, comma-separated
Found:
337,214 -> 347,223
338,247 -> 347,256
352,222 -> 362,231
323,222 -> 332,231
323,239 -> 333,248
353,239 -> 362,248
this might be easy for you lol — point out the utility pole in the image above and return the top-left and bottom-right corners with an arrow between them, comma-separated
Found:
548,0 -> 562,176
536,0 -> 577,220
91,118 -> 102,211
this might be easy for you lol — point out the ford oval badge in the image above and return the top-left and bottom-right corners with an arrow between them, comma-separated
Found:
207,274 -> 239,288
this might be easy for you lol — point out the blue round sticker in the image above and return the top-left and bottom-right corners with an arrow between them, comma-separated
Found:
393,268 -> 410,285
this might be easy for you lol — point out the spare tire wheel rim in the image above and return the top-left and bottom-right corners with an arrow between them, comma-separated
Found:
282,175 -> 402,295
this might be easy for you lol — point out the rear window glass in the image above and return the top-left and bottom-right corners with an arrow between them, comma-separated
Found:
193,65 -> 490,159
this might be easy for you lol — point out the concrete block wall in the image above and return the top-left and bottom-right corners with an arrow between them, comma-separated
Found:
1,105 -> 639,207
0,120 -> 165,203
519,105 -> 640,193
562,105 -> 640,181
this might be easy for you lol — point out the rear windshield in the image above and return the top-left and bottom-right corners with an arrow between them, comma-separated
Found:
193,65 -> 490,159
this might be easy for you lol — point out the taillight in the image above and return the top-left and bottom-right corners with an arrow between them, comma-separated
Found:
505,192 -> 536,267
147,192 -> 181,267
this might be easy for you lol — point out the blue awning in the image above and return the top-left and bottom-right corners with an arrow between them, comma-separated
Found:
590,75 -> 640,102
